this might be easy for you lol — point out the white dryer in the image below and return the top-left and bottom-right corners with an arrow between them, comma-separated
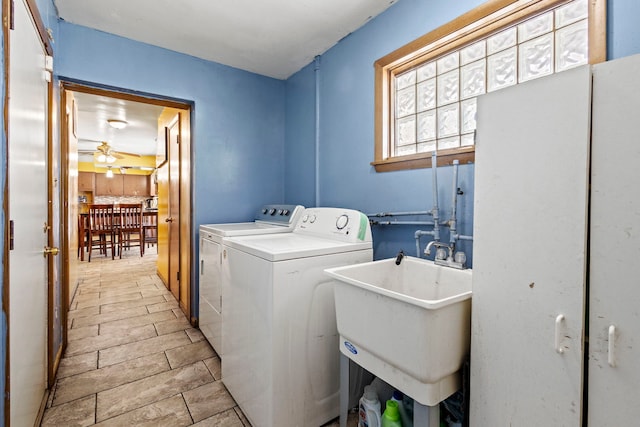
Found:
198,204 -> 304,355
221,207 -> 373,427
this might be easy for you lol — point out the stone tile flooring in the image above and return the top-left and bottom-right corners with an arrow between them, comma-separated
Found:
41,248 -> 355,426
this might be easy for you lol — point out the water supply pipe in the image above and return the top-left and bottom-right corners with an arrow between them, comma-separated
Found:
430,151 -> 441,243
449,160 -> 459,249
314,55 -> 321,207
414,153 -> 442,257
372,221 -> 435,226
367,211 -> 433,217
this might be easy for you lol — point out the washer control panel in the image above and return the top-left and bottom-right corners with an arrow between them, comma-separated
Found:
296,208 -> 372,242
254,204 -> 304,225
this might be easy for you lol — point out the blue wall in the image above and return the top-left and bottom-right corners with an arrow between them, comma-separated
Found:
284,0 -> 640,262
285,0 -> 486,261
56,22 -> 287,229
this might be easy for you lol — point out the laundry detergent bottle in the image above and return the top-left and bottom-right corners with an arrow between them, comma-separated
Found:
359,385 -> 382,427
381,399 -> 402,427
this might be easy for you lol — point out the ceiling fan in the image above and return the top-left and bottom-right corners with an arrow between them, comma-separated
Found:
93,141 -> 141,162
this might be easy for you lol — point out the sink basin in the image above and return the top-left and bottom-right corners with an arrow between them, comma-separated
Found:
325,256 -> 472,406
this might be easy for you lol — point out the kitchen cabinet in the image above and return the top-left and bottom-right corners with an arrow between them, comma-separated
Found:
78,172 -> 95,192
470,55 -> 640,425
94,173 -> 150,196
123,175 -> 149,196
95,173 -> 123,196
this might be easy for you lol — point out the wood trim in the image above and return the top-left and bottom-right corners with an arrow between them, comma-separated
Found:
589,0 -> 607,64
59,86 -> 70,369
24,0 -> 52,55
46,67 -> 56,388
371,148 -> 475,173
62,81 -> 192,110
373,0 -> 607,172
3,0 -> 10,422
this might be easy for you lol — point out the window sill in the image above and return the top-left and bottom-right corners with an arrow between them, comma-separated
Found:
371,147 -> 475,172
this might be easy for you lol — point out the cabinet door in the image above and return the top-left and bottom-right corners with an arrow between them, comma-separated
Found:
470,66 -> 591,426
78,172 -> 95,192
589,55 -> 640,426
123,175 -> 149,196
95,173 -> 123,195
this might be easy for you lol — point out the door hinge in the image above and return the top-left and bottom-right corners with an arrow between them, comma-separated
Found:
176,271 -> 180,281
9,220 -> 14,250
9,0 -> 14,30
176,135 -> 180,145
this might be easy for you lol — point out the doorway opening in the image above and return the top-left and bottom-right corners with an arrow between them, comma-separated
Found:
59,81 -> 194,355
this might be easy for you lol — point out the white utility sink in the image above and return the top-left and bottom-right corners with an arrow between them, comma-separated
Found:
325,256 -> 472,406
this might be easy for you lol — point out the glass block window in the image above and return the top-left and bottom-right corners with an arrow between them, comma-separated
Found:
373,0 -> 605,172
392,0 -> 588,157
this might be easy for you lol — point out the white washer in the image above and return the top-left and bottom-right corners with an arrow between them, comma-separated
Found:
222,207 -> 373,427
199,204 -> 304,355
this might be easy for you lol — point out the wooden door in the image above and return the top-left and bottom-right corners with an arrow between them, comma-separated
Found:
8,0 -> 50,423
589,55 -> 640,426
168,115 -> 181,301
470,66 -> 591,425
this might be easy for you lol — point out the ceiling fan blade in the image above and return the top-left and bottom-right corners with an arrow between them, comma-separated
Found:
114,151 -> 142,158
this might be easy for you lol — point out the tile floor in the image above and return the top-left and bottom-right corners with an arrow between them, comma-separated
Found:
41,246 -> 355,426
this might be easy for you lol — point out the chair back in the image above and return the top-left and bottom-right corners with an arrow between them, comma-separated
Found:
119,204 -> 144,231
88,204 -> 115,231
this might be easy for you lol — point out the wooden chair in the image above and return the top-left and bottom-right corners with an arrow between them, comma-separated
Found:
143,212 -> 158,249
118,203 -> 144,258
87,204 -> 116,261
77,214 -> 90,260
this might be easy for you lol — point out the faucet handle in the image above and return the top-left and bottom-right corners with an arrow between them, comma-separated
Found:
435,248 -> 448,260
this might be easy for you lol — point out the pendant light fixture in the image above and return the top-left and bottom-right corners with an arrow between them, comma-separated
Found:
106,166 -> 114,178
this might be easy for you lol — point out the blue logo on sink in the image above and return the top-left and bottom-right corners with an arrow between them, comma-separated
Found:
344,341 -> 358,355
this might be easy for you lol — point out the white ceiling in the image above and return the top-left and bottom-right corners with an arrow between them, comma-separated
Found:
54,0 -> 398,80
73,91 -> 164,162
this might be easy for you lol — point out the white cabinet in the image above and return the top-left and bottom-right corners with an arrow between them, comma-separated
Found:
470,65 -> 591,426
199,228 -> 222,355
588,55 -> 640,426
470,55 -> 640,425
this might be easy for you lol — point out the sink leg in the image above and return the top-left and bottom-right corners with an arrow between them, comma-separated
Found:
414,400 -> 439,427
340,353 -> 349,427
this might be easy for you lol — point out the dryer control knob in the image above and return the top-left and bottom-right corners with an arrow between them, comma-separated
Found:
309,215 -> 317,223
302,214 -> 309,222
336,214 -> 349,230
282,209 -> 290,216
262,208 -> 268,214
269,208 -> 277,215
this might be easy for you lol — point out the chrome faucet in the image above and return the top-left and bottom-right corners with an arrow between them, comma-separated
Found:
424,241 -> 451,259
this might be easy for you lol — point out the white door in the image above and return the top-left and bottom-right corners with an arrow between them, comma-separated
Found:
589,55 -> 640,426
8,0 -> 49,424
470,66 -> 591,425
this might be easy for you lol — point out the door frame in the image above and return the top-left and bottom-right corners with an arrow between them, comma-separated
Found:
59,80 -> 194,331
3,0 -> 55,423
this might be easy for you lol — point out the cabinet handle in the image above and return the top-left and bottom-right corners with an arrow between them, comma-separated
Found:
608,325 -> 616,368
555,314 -> 565,354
